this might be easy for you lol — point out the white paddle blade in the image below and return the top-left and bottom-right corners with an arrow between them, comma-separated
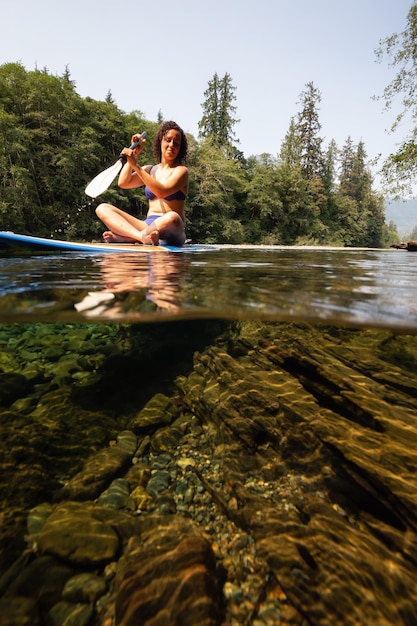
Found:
85,160 -> 123,198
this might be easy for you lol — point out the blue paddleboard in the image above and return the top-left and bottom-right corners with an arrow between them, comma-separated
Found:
0,231 -> 197,253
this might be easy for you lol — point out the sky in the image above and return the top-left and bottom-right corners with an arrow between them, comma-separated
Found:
0,0 -> 414,190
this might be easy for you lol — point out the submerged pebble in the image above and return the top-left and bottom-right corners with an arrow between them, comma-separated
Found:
1,321 -> 415,626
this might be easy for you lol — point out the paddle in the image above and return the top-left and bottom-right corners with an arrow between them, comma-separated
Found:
85,132 -> 147,198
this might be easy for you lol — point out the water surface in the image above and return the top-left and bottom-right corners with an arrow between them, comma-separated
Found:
1,244 -> 417,625
0,245 -> 416,330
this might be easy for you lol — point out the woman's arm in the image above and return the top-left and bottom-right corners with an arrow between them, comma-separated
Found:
117,138 -> 149,189
124,155 -> 188,197
118,159 -> 150,189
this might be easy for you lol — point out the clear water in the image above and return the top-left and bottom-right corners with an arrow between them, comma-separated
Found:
1,244 -> 417,624
0,245 -> 416,330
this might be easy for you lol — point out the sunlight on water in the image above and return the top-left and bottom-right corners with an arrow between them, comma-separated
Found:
1,245 -> 417,625
0,246 -> 416,329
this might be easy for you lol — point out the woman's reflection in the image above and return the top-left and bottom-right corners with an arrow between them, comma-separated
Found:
75,252 -> 186,318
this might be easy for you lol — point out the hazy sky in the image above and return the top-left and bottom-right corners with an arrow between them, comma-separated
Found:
1,0 -> 414,188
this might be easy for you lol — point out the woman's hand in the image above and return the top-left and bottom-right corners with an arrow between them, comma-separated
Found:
131,132 -> 145,145
120,133 -> 146,162
131,133 -> 146,157
120,146 -> 139,165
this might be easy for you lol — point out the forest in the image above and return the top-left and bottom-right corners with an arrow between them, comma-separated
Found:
0,62 -> 400,247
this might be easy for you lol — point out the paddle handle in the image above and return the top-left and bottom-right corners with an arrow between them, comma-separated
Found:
119,131 -> 147,164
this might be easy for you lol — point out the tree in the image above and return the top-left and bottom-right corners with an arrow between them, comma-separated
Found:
295,82 -> 324,180
375,2 -> 417,194
247,154 -> 326,245
339,137 -> 365,200
408,223 -> 417,240
319,139 -> 339,237
338,138 -> 386,246
279,117 -> 302,169
198,72 -> 240,151
321,139 -> 338,194
246,154 -> 285,242
105,90 -> 115,104
0,62 -> 149,239
187,138 -> 246,243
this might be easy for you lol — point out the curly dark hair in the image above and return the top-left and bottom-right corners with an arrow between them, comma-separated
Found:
152,121 -> 188,165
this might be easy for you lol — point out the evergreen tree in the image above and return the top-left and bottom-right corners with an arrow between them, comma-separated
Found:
322,139 -> 338,194
246,154 -> 284,243
199,72 -> 220,139
62,65 -> 75,87
338,138 -> 385,246
296,82 -> 324,180
319,139 -> 339,239
198,72 -> 239,150
187,138 -> 246,243
279,117 -> 302,168
339,137 -> 359,198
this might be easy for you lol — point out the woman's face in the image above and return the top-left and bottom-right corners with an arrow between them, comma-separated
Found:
161,129 -> 181,162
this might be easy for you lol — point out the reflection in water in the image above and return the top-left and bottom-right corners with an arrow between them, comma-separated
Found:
75,253 -> 187,316
0,246 -> 417,329
0,319 -> 416,625
1,246 -> 417,622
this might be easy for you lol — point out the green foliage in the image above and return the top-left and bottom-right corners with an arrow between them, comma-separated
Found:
296,82 -> 324,180
187,138 -> 247,243
198,72 -> 240,150
381,220 -> 401,247
0,62 -> 150,239
408,223 -> 417,240
375,2 -> 417,195
0,63 -> 394,248
280,118 -> 302,169
338,139 -> 386,246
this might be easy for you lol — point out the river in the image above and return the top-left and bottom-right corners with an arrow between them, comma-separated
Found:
0,244 -> 416,625
0,245 -> 416,328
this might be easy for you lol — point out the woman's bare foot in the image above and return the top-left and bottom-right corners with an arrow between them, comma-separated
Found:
139,230 -> 160,246
102,229 -> 159,246
103,231 -> 137,243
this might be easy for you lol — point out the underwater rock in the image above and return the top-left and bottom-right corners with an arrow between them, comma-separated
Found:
128,392 -> 179,433
2,554 -> 74,613
2,321 -> 417,625
62,431 -> 137,501
129,485 -> 153,510
97,478 -> 135,511
48,600 -> 94,626
27,502 -> 54,535
35,501 -> 120,566
0,372 -> 30,407
145,470 -> 171,498
62,572 -> 107,603
115,430 -> 137,455
111,515 -> 222,626
176,322 -> 417,625
0,596 -> 39,625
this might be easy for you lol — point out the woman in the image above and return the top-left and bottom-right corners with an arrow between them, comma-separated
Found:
96,121 -> 188,246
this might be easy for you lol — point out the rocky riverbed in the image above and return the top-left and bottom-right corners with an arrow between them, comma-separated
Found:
1,320 -> 417,625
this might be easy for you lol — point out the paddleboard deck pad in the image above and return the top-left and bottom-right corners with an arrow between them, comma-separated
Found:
0,231 -> 199,253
